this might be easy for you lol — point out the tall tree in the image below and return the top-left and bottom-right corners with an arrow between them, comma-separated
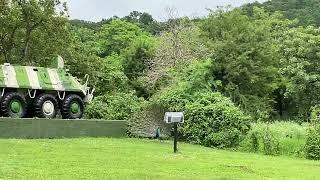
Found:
201,8 -> 289,119
97,19 -> 146,58
123,11 -> 160,34
279,26 -> 320,117
147,17 -> 208,86
0,0 -> 21,63
0,0 -> 69,65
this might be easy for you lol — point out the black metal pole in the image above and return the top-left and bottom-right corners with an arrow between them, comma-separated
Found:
173,123 -> 178,153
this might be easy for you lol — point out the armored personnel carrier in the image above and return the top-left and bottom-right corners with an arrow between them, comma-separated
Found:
0,56 -> 94,119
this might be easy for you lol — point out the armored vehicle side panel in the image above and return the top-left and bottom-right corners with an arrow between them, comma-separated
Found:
0,64 -> 85,95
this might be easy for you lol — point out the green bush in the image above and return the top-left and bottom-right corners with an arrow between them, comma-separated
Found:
305,126 -> 320,160
242,130 -> 260,152
127,103 -> 171,138
85,92 -> 145,120
240,127 -> 281,156
128,60 -> 252,147
180,92 -> 251,148
310,105 -> 320,125
128,60 -> 215,138
239,122 -> 307,157
262,127 -> 280,156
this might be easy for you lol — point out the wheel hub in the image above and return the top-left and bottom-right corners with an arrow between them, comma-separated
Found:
42,100 -> 55,116
10,100 -> 21,113
71,102 -> 80,113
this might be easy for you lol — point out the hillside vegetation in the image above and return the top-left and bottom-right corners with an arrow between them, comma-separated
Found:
244,0 -> 320,26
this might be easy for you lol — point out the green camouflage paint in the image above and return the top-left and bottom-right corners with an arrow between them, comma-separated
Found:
0,64 -> 86,95
14,66 -> 30,88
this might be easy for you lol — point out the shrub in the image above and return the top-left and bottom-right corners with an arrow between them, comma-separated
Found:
127,60 -> 215,138
127,103 -> 171,138
239,130 -> 260,153
262,127 -> 280,156
85,92 -> 145,120
239,122 -> 308,157
181,92 -> 251,148
128,60 -> 252,145
310,105 -> 320,124
305,126 -> 320,160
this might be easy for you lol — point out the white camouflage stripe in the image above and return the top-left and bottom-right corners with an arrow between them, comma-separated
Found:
3,64 -> 19,88
47,68 -> 65,91
25,66 -> 41,89
0,63 -> 87,96
72,78 -> 86,94
57,56 -> 64,69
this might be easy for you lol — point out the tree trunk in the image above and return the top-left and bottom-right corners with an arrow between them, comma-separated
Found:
4,52 -> 9,63
279,96 -> 283,117
22,25 -> 32,64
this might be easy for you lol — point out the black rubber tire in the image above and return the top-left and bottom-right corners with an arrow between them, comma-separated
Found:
61,94 -> 84,119
0,92 -> 27,118
34,94 -> 58,119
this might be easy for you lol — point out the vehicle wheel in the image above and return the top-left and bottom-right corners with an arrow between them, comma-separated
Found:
0,92 -> 27,118
34,94 -> 58,119
61,94 -> 84,119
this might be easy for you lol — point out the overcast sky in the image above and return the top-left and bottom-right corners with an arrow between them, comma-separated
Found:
67,0 -> 267,22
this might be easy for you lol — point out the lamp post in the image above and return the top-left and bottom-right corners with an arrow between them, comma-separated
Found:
164,112 -> 184,153
173,122 -> 178,153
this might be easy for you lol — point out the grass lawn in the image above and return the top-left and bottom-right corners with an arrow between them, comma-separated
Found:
0,138 -> 319,180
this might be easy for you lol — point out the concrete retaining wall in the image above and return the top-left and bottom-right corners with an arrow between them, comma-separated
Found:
0,118 -> 127,139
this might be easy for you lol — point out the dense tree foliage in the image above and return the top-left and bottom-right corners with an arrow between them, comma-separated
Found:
279,27 -> 320,117
201,8 -> 288,119
0,0 -> 69,65
123,11 -> 161,35
243,0 -> 320,26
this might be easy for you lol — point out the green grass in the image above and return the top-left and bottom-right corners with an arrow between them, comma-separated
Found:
0,138 -> 320,179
